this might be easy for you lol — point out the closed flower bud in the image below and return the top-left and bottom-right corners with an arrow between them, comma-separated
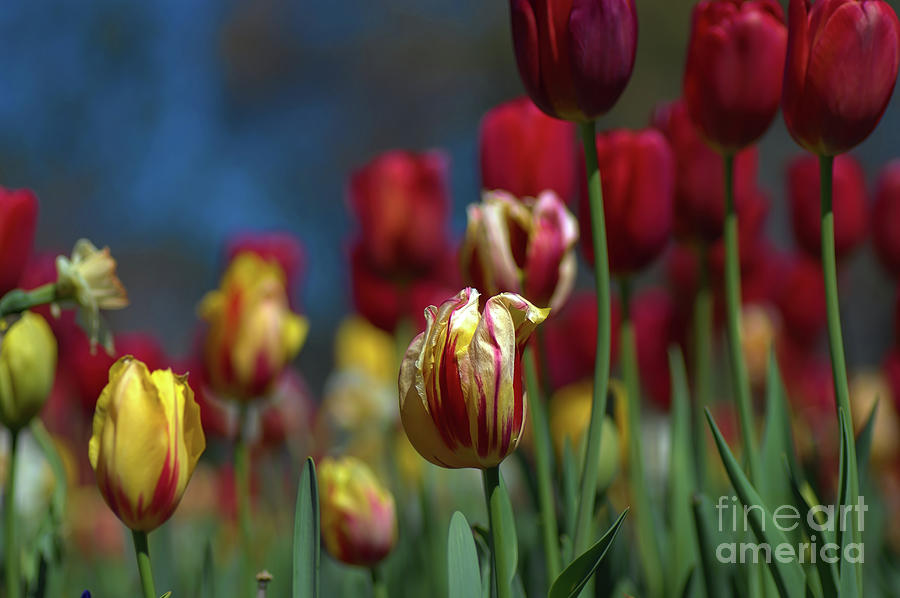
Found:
783,0 -> 900,155
684,0 -> 787,152
0,312 -> 56,430
399,288 -> 549,469
461,191 -> 578,311
480,97 -> 577,202
0,188 -> 38,297
579,129 -> 675,274
89,357 -> 206,531
318,456 -> 397,567
788,153 -> 868,259
873,159 -> 900,276
226,232 -> 305,307
199,252 -> 308,401
509,0 -> 638,121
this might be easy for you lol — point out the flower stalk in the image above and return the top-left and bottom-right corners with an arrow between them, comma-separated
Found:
4,429 -> 19,598
131,530 -> 157,598
482,466 -> 511,598
691,245 -> 713,489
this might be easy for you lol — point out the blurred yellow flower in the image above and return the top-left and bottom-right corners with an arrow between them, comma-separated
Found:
740,304 -> 778,390
0,312 -> 57,431
334,316 -> 396,383
850,370 -> 899,465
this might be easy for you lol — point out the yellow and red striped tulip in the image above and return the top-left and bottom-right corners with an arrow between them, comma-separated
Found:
89,357 -> 205,532
199,252 -> 308,401
398,287 -> 548,469
318,456 -> 397,567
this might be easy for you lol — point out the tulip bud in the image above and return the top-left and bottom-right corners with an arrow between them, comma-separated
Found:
0,312 -> 56,431
226,232 -> 305,308
579,129 -> 675,275
480,97 -> 577,202
0,188 -> 38,297
199,252 -> 308,401
318,456 -> 397,567
873,159 -> 900,276
461,191 -> 578,312
632,288 -> 676,410
684,0 -> 787,152
89,357 -> 206,531
776,256 -> 827,347
508,0 -> 638,122
783,0 -> 900,155
788,154 -> 868,259
399,288 -> 548,469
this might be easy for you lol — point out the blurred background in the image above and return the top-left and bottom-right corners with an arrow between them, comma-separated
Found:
0,0 -> 898,394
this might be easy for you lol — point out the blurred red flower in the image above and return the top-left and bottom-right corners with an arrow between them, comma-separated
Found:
0,187 -> 38,296
873,159 -> 900,276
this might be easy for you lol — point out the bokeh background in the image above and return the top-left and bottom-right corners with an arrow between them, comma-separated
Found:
1,0 -> 898,394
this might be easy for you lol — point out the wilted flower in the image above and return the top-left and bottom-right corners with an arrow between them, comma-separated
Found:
0,312 -> 57,431
318,456 -> 397,567
0,188 -> 38,297
461,190 -> 578,312
89,357 -> 205,531
399,288 -> 548,469
199,252 -> 308,402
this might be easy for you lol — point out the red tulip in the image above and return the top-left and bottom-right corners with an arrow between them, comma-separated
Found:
775,255 -> 827,346
226,232 -> 305,304
652,99 -> 760,242
684,0 -> 787,152
632,288 -> 676,410
783,0 -> 900,155
0,187 -> 38,296
508,0 -> 638,121
787,153 -> 868,258
348,151 -> 450,274
480,97 -> 578,202
872,159 -> 900,276
579,129 -> 675,274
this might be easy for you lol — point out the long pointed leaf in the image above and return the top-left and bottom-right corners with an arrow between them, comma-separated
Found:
692,494 -> 728,598
292,457 -> 320,598
448,512 -> 482,598
837,410 -> 859,598
855,398 -> 879,482
548,509 -> 628,598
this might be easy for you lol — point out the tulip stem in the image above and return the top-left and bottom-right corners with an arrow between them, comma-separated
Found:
482,466 -> 512,598
4,429 -> 19,598
234,404 -> 254,592
618,278 -> 663,598
721,153 -> 760,482
523,346 -> 561,582
691,245 -> 713,489
0,283 -> 58,318
370,566 -> 388,598
131,530 -> 157,598
819,154 -> 861,583
572,120 -> 612,558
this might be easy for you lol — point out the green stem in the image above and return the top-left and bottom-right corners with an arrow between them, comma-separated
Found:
722,153 -> 760,482
5,430 -> 19,598
235,406 -> 252,543
691,245 -> 714,490
523,346 -> 560,582
482,466 -> 511,598
618,279 -> 663,598
0,284 -> 58,318
371,567 -> 388,598
131,530 -> 157,598
572,120 -> 612,557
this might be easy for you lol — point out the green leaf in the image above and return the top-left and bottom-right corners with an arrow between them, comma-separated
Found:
705,410 -> 806,598
548,509 -> 628,598
692,494 -> 728,598
784,460 -> 838,598
836,409 -> 859,598
855,398 -> 879,482
760,351 -> 797,513
447,512 -> 482,598
292,457 -> 320,598
200,540 -> 214,598
560,438 -> 578,564
495,472 -> 518,589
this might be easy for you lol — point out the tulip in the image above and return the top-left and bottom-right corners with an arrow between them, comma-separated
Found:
480,97 -> 577,202
783,0 -> 900,155
0,312 -> 56,431
334,316 -> 397,385
398,288 -> 548,469
199,252 -> 308,401
632,288 -> 676,410
508,0 -> 638,121
348,150 -> 451,274
89,357 -> 206,532
776,255 -> 827,347
873,159 -> 900,276
226,232 -> 305,306
651,99 -> 760,242
850,370 -> 899,465
788,153 -> 868,258
740,304 -> 779,391
684,0 -> 787,152
578,129 -> 674,274
0,188 -> 38,297
318,456 -> 397,567
461,190 -> 578,311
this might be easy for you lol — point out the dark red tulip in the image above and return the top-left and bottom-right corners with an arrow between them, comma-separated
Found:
0,188 -> 38,296
480,97 -> 578,202
226,232 -> 305,304
776,255 -> 827,347
632,288 -> 676,410
651,99 -> 760,242
872,159 -> 900,276
783,0 -> 900,155
684,0 -> 787,152
508,0 -> 638,121
348,151 -> 450,274
579,129 -> 675,274
787,153 -> 868,258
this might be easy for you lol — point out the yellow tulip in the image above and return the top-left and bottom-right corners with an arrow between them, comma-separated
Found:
399,287 -> 548,469
334,316 -> 396,384
89,357 -> 205,531
850,370 -> 899,465
199,252 -> 308,401
319,456 -> 397,567
0,312 -> 57,431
